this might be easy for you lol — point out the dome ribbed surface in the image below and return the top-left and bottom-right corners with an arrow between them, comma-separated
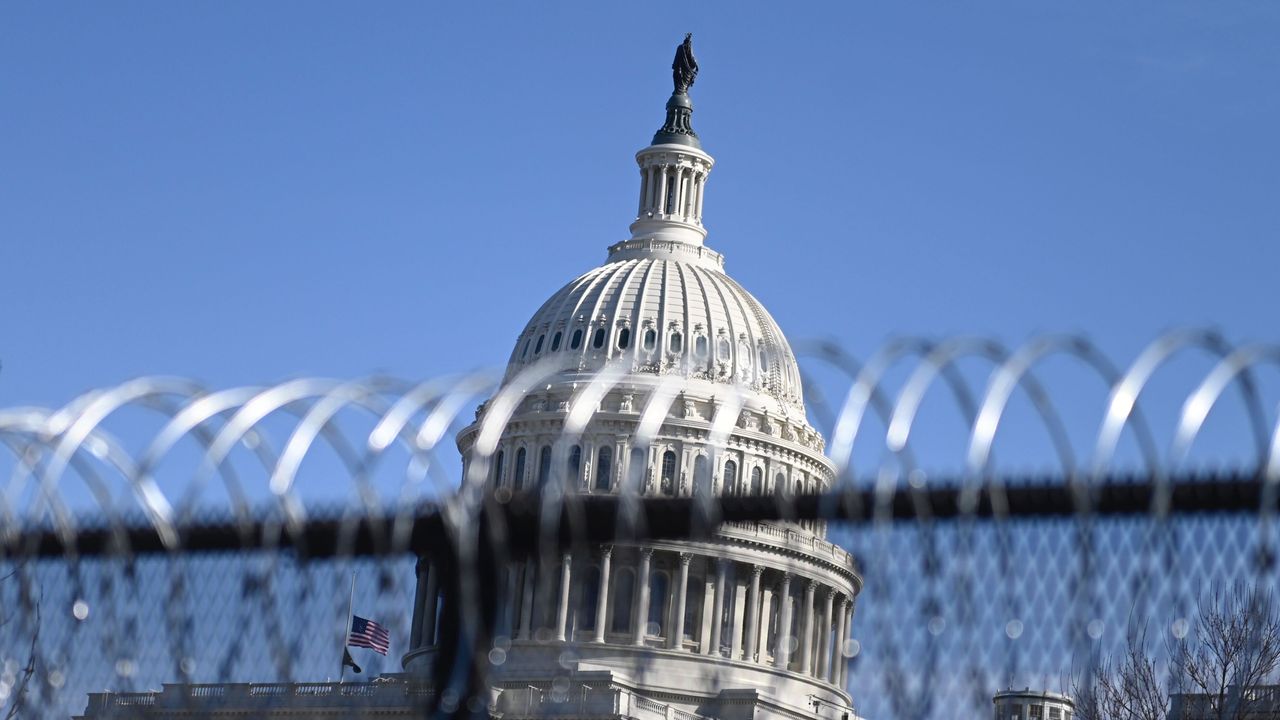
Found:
506,255 -> 805,414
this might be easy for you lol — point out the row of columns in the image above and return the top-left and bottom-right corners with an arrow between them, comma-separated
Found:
711,560 -> 853,686
638,162 -> 706,224
411,549 -> 855,688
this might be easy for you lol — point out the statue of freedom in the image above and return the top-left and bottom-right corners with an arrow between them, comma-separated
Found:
672,33 -> 698,94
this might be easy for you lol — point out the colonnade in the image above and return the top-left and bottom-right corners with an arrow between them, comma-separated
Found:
409,546 -> 856,688
637,160 -> 708,226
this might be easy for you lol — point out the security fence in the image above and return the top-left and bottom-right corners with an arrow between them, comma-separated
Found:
3,331 -> 1280,720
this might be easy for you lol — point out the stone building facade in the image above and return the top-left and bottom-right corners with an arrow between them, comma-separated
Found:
77,41 -> 863,720
401,40 -> 861,720
993,689 -> 1075,720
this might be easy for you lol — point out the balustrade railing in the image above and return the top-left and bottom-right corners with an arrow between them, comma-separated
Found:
718,520 -> 853,567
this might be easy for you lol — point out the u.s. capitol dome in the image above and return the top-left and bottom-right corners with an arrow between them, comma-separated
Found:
404,36 -> 862,720
506,239 -> 807,419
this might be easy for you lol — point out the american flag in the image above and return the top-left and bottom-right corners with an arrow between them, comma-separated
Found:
348,615 -> 390,656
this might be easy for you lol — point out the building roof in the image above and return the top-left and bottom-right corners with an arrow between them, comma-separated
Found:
504,244 -> 806,416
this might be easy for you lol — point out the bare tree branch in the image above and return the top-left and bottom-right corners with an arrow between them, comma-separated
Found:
2,582 -> 40,720
1075,583 -> 1280,720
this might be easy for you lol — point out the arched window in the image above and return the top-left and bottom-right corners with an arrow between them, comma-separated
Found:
568,444 -> 582,483
793,478 -> 801,496
534,334 -> 545,354
717,337 -> 730,360
694,336 -> 708,359
776,473 -> 787,495
580,565 -> 602,632
592,327 -> 606,349
723,460 -> 738,496
551,331 -> 562,351
643,328 -> 656,351
669,332 -> 683,353
611,569 -> 634,634
660,450 -> 678,496
684,581 -> 703,641
719,565 -> 737,653
512,563 -> 529,635
751,467 -> 763,495
693,455 -> 710,497
538,446 -> 552,487
767,586 -> 781,655
492,449 -> 505,486
513,448 -> 527,490
617,327 -> 631,349
571,328 -> 583,349
788,585 -> 802,668
628,447 -> 646,492
648,571 -> 669,637
595,446 -> 613,491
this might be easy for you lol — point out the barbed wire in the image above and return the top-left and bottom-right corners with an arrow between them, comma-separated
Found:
2,331 -> 1279,719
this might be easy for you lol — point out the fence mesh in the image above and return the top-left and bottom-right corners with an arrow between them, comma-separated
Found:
3,332 -> 1279,720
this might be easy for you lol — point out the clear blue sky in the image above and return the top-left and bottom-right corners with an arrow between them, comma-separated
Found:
4,2 -> 1278,412
3,5 -> 1278,716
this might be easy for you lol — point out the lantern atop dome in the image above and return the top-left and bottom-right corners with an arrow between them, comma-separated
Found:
629,35 -> 714,247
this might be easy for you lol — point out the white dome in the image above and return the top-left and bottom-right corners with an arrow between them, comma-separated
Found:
505,238 -> 806,415
427,55 -> 857,715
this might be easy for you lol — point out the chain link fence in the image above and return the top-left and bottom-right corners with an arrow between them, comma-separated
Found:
3,331 -> 1280,720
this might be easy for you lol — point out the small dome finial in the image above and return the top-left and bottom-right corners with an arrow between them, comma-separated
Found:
652,34 -> 701,148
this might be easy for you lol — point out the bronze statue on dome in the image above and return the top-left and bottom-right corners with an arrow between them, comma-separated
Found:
672,33 -> 698,94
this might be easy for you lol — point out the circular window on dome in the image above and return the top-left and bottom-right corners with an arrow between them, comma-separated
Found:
617,327 -> 631,350
571,328 -> 583,349
717,338 -> 730,361
534,334 -> 545,354
669,332 -> 683,354
642,328 -> 656,351
551,331 -> 562,351
592,327 -> 606,349
694,336 -> 708,360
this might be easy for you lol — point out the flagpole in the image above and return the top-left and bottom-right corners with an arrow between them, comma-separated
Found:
342,570 -> 355,683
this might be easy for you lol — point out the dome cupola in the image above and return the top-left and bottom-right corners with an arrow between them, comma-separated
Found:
629,33 -> 714,247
